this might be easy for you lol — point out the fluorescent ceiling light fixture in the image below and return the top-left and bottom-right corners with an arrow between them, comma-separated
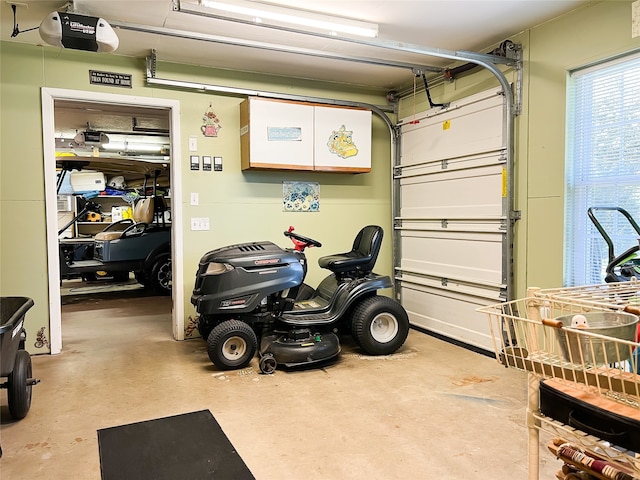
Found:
102,141 -> 165,153
197,0 -> 378,38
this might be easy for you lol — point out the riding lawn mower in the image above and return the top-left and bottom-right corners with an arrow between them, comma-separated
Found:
191,225 -> 410,374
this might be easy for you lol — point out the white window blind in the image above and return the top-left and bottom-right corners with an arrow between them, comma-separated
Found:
565,52 -> 640,286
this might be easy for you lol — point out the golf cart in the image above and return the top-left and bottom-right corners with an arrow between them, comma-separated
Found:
191,225 -> 410,373
57,158 -> 172,295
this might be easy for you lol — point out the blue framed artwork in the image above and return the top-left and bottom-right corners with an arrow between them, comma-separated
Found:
283,182 -> 320,212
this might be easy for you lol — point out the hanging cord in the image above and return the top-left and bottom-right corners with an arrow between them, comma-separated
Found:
421,72 -> 450,109
10,4 -> 39,37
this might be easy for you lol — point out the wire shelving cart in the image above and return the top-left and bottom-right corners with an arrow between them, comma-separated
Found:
478,284 -> 640,480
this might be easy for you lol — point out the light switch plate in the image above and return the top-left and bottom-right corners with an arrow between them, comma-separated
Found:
190,192 -> 199,206
189,136 -> 198,152
190,217 -> 210,231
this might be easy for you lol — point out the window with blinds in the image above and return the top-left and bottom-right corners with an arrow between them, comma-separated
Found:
565,52 -> 640,286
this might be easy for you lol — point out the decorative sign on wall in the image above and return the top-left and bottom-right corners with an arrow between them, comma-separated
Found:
34,327 -> 50,349
283,181 -> 320,212
89,70 -> 132,88
201,103 -> 222,137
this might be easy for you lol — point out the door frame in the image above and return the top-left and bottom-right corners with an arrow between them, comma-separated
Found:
42,88 -> 184,354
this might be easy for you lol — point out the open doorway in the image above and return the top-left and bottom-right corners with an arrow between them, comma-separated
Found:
42,88 -> 184,354
55,101 -> 172,296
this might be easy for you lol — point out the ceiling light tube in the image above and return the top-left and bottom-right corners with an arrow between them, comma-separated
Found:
102,141 -> 165,153
198,0 -> 378,38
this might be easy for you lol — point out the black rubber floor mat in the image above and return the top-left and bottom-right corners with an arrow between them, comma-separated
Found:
97,409 -> 254,480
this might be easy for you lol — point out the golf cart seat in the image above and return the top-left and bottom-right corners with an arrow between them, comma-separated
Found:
318,225 -> 383,276
94,197 -> 155,241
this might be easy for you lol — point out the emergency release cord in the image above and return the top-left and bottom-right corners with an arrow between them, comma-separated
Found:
421,72 -> 449,109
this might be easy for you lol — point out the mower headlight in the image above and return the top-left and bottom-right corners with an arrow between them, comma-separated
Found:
204,262 -> 233,275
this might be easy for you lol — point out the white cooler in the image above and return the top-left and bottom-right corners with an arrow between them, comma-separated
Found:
70,171 -> 106,192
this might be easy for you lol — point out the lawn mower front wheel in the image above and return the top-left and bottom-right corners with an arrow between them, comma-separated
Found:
207,320 -> 257,370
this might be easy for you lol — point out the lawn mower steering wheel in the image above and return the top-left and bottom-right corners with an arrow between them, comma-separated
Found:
284,229 -> 322,250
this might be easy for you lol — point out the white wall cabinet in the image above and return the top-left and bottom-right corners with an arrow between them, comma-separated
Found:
240,97 -> 371,173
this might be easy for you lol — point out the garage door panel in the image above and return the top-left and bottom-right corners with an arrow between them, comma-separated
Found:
400,283 -> 498,351
397,271 -> 504,300
398,151 -> 504,179
400,91 -> 504,167
400,163 -> 503,219
400,219 -> 504,233
399,231 -> 503,285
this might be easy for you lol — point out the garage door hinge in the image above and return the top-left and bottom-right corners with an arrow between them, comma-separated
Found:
441,278 -> 448,287
394,219 -> 402,228
500,212 -> 520,230
394,166 -> 402,177
441,159 -> 448,170
441,219 -> 448,228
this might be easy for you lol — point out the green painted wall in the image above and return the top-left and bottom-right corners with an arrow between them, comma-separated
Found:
5,0 -> 638,353
521,0 -> 640,293
0,41 -> 393,353
398,0 -> 640,298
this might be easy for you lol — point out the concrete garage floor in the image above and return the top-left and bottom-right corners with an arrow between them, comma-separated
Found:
0,295 -> 559,479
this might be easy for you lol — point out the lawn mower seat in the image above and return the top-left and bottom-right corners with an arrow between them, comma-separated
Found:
94,197 -> 155,241
318,225 -> 383,277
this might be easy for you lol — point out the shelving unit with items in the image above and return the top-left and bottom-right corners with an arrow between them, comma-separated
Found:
74,195 -> 132,237
477,284 -> 640,480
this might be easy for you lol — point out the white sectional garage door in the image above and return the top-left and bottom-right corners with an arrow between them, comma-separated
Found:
395,87 -> 509,352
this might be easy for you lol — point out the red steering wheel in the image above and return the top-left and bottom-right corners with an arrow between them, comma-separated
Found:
284,226 -> 322,251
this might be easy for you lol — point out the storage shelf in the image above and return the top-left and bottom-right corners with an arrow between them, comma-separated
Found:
477,286 -> 640,480
537,414 -> 640,476
547,440 -> 636,480
75,196 -> 130,237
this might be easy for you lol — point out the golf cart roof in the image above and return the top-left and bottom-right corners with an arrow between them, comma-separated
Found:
56,155 -> 169,186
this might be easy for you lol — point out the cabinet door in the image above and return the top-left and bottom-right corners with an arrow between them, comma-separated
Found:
241,98 -> 314,170
313,106 -> 371,173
